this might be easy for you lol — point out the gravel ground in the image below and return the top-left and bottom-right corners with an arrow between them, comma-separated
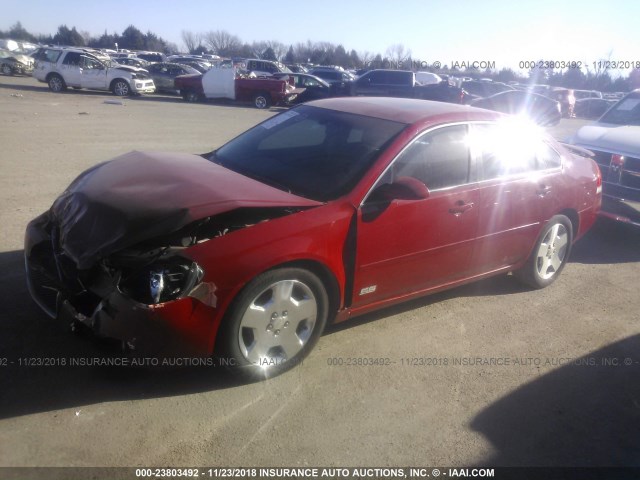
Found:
0,75 -> 638,469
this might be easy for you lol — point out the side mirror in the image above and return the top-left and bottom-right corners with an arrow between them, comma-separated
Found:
362,177 -> 429,222
369,176 -> 430,203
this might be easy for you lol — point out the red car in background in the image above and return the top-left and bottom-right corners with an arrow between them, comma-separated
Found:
25,98 -> 601,378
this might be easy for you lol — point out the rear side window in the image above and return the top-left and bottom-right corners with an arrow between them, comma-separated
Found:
62,52 -> 81,66
537,143 -> 562,169
470,123 -> 561,180
387,71 -> 411,85
33,49 -> 62,63
320,71 -> 338,80
367,71 -> 386,84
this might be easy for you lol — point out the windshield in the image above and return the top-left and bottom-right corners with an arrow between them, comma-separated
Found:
599,93 -> 640,125
211,105 -> 407,201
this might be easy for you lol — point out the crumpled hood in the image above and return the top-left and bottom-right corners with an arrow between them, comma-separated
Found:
10,53 -> 32,65
113,64 -> 146,74
572,124 -> 640,157
51,150 -> 321,269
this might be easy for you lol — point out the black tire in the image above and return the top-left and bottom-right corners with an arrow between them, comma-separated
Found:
215,268 -> 329,379
111,79 -> 130,96
514,214 -> 573,289
1,63 -> 12,75
47,73 -> 67,93
253,91 -> 271,109
182,89 -> 201,103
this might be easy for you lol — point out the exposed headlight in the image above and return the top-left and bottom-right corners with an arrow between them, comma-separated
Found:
119,257 -> 203,305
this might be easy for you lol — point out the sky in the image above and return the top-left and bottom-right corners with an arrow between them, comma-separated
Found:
4,0 -> 640,73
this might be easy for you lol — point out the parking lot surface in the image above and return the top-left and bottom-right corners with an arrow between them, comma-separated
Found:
1,75 -> 639,467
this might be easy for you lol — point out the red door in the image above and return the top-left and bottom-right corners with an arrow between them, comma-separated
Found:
468,123 -> 565,273
352,124 -> 480,308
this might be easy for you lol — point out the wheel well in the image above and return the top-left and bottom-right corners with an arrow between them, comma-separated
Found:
254,91 -> 272,104
558,208 -> 579,240
270,260 -> 341,326
45,72 -> 61,82
109,78 -> 129,90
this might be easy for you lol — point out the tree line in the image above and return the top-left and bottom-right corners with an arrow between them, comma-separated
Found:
1,22 -> 177,55
3,22 -> 637,92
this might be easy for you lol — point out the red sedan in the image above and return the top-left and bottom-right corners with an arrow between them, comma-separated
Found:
25,97 -> 602,378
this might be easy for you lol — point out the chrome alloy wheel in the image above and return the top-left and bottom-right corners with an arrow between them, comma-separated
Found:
238,280 -> 317,365
254,95 -> 268,109
49,75 -> 64,92
535,223 -> 569,280
113,80 -> 130,96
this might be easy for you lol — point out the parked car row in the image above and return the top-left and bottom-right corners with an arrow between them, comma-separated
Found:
18,44 -> 634,143
470,90 -> 562,126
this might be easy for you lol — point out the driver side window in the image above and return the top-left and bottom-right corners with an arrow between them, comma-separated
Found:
390,125 -> 471,190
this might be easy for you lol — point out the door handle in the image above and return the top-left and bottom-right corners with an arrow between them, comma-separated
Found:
536,184 -> 552,197
449,201 -> 474,216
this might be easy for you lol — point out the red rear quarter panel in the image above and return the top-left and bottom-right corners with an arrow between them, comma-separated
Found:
560,149 -> 601,240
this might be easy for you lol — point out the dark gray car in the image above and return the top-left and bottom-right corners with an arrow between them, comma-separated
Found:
146,62 -> 199,93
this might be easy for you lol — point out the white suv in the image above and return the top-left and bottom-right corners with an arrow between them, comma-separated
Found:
33,47 -> 155,96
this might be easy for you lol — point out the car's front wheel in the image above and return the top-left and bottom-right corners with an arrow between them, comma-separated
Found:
48,74 -> 66,92
216,268 -> 329,378
515,214 -> 573,289
111,79 -> 130,96
1,63 -> 12,75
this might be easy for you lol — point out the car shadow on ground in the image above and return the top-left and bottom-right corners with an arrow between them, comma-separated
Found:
0,79 -> 289,111
1,219 -> 636,419
328,219 -> 640,337
0,249 -> 257,420
570,218 -> 640,264
470,334 -> 640,466
0,80 -> 47,94
0,80 -> 184,104
325,274 -> 530,337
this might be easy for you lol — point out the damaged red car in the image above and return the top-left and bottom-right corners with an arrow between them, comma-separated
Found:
25,97 -> 602,378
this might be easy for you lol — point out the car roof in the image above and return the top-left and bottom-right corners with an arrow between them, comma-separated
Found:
305,97 -> 502,124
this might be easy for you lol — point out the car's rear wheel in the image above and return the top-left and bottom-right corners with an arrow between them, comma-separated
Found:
111,79 -> 130,96
48,74 -> 66,92
253,92 -> 271,109
1,63 -> 12,75
515,214 -> 573,289
216,268 -> 329,378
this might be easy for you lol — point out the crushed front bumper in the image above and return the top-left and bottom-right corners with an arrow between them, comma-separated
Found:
25,212 -> 216,357
131,80 -> 156,94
